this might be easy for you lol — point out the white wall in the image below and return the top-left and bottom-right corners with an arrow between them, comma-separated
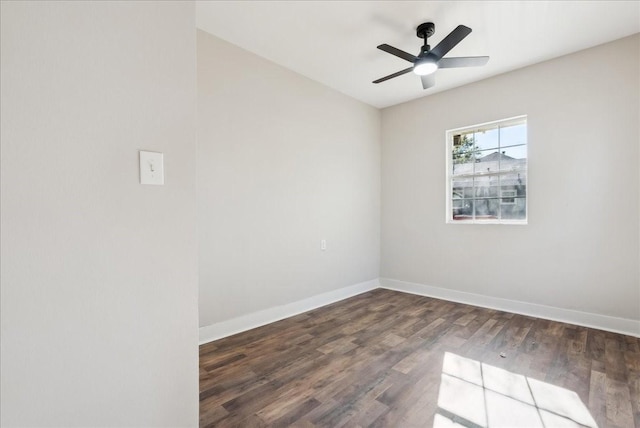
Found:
381,35 -> 640,322
1,2 -> 198,426
198,31 -> 380,328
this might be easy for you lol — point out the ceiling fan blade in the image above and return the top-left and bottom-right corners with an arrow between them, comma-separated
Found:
421,74 -> 435,90
377,44 -> 417,63
373,67 -> 414,84
438,56 -> 489,68
429,25 -> 472,60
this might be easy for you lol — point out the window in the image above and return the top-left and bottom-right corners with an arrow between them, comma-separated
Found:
446,116 -> 527,224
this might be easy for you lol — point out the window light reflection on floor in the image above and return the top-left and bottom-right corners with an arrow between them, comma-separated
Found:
435,352 -> 598,428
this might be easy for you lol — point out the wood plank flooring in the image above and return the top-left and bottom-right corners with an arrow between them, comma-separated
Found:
199,289 -> 640,427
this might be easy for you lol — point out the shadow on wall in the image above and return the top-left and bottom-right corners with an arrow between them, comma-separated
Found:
435,352 -> 597,427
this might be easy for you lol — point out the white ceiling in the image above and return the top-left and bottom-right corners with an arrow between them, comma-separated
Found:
196,1 -> 640,109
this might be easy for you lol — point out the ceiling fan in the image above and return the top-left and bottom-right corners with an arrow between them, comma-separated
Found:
373,22 -> 489,89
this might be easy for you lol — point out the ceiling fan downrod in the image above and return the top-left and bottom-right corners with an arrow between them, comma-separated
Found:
416,22 -> 435,55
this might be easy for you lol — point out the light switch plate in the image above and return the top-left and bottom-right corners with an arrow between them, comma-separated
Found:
139,151 -> 164,185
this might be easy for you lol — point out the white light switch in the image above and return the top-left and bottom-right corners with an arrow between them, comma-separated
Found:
139,151 -> 164,185
321,239 -> 327,251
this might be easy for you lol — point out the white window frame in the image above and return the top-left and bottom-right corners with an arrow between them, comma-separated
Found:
446,115 -> 528,225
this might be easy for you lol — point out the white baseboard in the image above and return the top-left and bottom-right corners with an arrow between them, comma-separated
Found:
380,278 -> 640,338
199,279 -> 379,345
199,277 -> 639,345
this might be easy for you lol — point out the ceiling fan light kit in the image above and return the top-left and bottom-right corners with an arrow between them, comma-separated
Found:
413,58 -> 438,75
373,22 -> 489,89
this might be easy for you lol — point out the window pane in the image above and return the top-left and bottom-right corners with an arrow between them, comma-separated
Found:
501,145 -> 526,158
499,145 -> 527,173
474,149 -> 502,174
474,127 -> 499,151
452,158 -> 474,176
474,198 -> 499,219
500,189 -> 516,204
500,197 -> 526,220
453,198 -> 474,221
451,182 -> 473,219
473,175 -> 499,207
452,179 -> 473,194
499,172 -> 526,191
452,133 -> 477,176
499,122 -> 526,147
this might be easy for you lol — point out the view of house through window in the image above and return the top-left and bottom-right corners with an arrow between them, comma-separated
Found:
447,116 -> 527,223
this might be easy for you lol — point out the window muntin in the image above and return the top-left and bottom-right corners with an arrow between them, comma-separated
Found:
447,116 -> 527,224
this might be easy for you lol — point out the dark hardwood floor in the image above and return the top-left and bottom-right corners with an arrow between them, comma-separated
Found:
199,289 -> 640,427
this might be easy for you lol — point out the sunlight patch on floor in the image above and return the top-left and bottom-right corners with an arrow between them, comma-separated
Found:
435,352 -> 598,428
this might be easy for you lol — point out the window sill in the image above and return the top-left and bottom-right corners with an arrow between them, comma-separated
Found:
447,218 -> 527,225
